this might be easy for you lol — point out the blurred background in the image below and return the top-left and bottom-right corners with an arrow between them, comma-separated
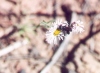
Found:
0,0 -> 100,73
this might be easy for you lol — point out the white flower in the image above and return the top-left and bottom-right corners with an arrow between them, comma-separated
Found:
72,20 -> 84,33
46,19 -> 68,45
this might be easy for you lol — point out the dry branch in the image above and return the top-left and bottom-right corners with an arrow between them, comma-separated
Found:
0,39 -> 28,57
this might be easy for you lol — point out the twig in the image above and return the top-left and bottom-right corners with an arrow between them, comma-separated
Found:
0,39 -> 28,57
0,26 -> 16,39
40,12 -> 78,73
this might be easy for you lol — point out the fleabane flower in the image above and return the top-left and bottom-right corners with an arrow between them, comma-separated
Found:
71,20 -> 84,33
45,19 -> 68,45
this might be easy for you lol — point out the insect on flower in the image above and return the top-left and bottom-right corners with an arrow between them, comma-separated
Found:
45,19 -> 84,45
45,19 -> 69,45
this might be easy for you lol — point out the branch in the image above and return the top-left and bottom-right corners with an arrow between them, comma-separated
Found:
0,39 -> 28,57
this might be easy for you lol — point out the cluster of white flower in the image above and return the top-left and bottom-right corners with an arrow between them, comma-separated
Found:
46,19 -> 84,45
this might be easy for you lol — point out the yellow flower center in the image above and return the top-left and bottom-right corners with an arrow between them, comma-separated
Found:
76,23 -> 79,26
53,29 -> 61,36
